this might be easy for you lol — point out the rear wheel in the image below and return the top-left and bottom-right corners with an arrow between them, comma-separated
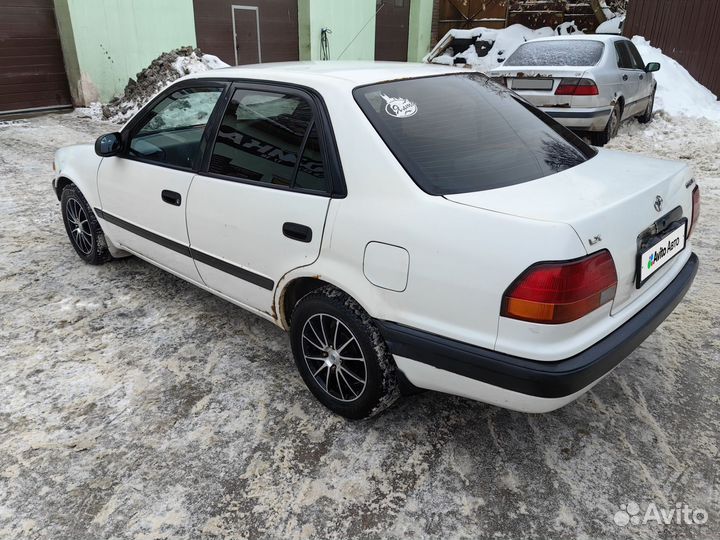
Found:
591,103 -> 621,146
638,88 -> 656,124
290,286 -> 400,419
61,185 -> 112,265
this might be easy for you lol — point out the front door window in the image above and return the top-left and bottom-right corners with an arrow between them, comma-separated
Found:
128,87 -> 223,169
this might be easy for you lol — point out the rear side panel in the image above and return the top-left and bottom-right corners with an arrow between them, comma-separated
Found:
445,149 -> 696,361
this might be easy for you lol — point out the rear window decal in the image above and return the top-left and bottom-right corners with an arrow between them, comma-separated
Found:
381,94 -> 418,118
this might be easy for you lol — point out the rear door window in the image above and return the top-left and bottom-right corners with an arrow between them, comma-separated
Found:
208,88 -> 327,192
354,73 -> 596,195
504,40 -> 604,67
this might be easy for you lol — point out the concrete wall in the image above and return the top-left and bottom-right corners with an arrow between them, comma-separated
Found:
54,0 -> 197,105
407,0 -> 434,62
299,0 -> 377,61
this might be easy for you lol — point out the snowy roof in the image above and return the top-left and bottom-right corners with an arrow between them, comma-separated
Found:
183,61 -> 462,88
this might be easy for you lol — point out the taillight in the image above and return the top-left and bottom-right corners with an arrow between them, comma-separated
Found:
555,78 -> 599,96
688,185 -> 700,238
501,250 -> 618,324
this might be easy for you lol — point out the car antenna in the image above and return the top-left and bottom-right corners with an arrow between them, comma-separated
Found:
337,1 -> 385,60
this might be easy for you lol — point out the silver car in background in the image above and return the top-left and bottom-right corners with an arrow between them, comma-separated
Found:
488,35 -> 660,145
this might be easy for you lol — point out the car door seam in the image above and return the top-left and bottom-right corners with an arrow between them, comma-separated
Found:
185,173 -> 208,287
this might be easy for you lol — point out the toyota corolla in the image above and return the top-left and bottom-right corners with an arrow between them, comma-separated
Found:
53,62 -> 699,419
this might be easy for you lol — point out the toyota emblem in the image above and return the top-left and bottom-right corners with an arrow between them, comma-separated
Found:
654,195 -> 664,212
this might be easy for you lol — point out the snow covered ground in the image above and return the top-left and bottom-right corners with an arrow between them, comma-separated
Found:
0,106 -> 718,538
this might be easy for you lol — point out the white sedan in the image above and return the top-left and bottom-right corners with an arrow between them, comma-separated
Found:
53,62 -> 700,419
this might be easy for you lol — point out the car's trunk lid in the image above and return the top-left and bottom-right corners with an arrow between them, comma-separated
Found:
444,149 -> 693,314
489,66 -> 588,108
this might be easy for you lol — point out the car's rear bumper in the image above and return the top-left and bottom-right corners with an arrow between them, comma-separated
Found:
377,252 -> 699,412
540,106 -> 612,131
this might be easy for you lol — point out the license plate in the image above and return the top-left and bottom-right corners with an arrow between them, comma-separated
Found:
511,78 -> 554,91
637,220 -> 687,287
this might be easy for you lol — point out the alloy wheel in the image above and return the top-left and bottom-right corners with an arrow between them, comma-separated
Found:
66,198 -> 93,255
301,313 -> 367,402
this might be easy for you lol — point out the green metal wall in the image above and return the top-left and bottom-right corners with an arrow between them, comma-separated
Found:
298,0 -> 377,61
55,0 -> 196,105
299,0 -> 433,62
55,0 -> 434,106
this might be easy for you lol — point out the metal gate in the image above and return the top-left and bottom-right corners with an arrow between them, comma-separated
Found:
0,0 -> 71,114
437,0 -> 509,37
624,0 -> 720,97
375,0 -> 411,61
194,0 -> 299,66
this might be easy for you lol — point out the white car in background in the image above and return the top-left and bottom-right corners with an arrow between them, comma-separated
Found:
53,62 -> 698,419
488,35 -> 660,145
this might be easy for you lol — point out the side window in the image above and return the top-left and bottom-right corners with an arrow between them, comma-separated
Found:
209,88 -> 327,191
295,125 -> 326,191
626,42 -> 646,70
128,87 -> 222,169
614,41 -> 634,70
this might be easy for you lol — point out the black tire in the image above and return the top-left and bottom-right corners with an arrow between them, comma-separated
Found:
638,88 -> 656,124
60,184 -> 112,265
290,286 -> 400,420
591,103 -> 621,146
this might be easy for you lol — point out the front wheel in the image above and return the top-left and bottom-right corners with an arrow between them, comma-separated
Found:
60,185 -> 112,265
290,286 -> 400,419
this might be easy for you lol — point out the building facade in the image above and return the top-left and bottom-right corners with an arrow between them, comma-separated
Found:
0,0 -> 435,112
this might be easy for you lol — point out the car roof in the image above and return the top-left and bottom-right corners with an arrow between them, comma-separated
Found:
524,34 -> 626,44
184,61 -> 461,88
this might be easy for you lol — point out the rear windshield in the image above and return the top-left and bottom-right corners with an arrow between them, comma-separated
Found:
353,73 -> 596,195
505,40 -> 605,67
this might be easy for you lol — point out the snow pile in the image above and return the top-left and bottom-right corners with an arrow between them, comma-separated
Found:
428,23 -> 581,72
602,0 -> 628,17
596,15 -> 624,34
100,46 -> 229,123
631,36 -> 720,121
74,101 -> 104,121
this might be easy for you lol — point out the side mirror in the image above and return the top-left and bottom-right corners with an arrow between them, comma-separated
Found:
645,62 -> 661,73
94,132 -> 122,157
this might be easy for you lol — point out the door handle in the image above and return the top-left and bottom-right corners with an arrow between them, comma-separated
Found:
283,222 -> 312,243
161,190 -> 181,206
622,74 -> 628,81
639,74 -> 644,80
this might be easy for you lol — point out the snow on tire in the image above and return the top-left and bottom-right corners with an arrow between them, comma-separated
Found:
289,285 -> 400,420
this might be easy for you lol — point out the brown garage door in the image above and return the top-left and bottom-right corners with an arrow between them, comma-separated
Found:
0,0 -> 71,114
193,0 -> 299,66
375,0 -> 410,61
